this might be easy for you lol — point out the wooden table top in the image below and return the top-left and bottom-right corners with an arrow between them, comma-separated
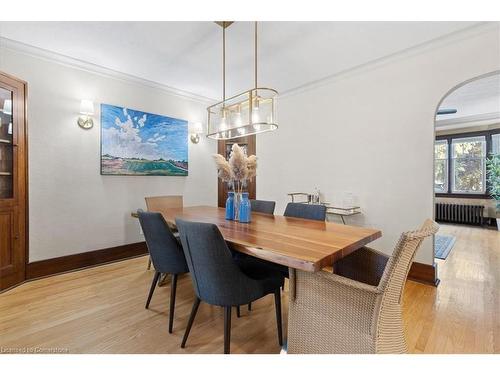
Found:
157,205 -> 381,272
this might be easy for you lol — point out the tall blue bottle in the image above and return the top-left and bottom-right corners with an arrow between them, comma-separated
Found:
225,191 -> 235,220
239,192 -> 251,223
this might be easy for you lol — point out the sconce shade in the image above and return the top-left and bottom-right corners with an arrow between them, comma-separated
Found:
192,122 -> 203,134
2,99 -> 12,115
80,100 -> 94,115
207,88 -> 277,140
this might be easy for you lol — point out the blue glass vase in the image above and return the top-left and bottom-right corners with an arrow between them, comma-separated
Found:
239,192 -> 251,223
225,192 -> 235,220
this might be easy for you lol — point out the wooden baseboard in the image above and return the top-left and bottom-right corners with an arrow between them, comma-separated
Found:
408,261 -> 439,286
26,242 -> 148,280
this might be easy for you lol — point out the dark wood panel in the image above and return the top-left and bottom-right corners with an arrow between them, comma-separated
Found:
0,210 -> 14,268
162,205 -> 381,272
217,135 -> 256,208
26,242 -> 148,280
408,261 -> 439,286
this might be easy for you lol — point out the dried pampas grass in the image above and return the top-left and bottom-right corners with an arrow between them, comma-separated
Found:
247,155 -> 257,180
229,144 -> 248,182
213,154 -> 233,182
213,143 -> 257,192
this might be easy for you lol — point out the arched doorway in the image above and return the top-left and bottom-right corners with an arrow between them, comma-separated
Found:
432,71 -> 500,269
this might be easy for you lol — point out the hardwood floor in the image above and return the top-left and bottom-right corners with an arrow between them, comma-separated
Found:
0,224 -> 498,354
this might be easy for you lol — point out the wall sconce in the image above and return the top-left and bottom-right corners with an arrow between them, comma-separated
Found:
78,99 -> 95,129
190,122 -> 203,144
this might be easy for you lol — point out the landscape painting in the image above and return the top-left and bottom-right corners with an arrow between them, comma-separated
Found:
100,104 -> 188,176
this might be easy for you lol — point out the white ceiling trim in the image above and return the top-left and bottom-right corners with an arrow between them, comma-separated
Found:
278,22 -> 497,99
0,36 -> 215,104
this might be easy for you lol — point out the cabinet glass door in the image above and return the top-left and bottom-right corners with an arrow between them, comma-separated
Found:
0,87 -> 14,199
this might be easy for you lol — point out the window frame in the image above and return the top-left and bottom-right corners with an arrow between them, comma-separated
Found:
435,128 -> 500,199
434,139 -> 449,194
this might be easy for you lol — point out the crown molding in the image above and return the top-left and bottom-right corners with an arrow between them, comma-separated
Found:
279,22 -> 499,99
0,36 -> 216,104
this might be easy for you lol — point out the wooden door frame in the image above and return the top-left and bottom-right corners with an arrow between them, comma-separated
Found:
217,135 -> 256,207
0,70 -> 29,291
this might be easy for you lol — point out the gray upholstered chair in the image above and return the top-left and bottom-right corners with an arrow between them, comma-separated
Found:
137,209 -> 189,333
284,202 -> 327,221
144,195 -> 183,270
287,219 -> 439,353
175,219 -> 284,354
250,199 -> 276,215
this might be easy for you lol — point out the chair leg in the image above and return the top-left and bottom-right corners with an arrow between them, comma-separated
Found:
147,256 -> 152,270
145,272 -> 160,309
181,297 -> 201,348
224,306 -> 232,354
168,274 -> 178,333
274,289 -> 283,346
248,302 -> 252,311
236,305 -> 241,318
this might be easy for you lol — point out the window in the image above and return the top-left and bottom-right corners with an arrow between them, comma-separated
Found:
434,140 -> 448,193
451,136 -> 486,194
435,130 -> 498,197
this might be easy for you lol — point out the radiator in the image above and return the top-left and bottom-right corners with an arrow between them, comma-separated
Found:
435,203 -> 484,225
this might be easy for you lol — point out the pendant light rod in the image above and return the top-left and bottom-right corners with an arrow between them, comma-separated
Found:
254,21 -> 258,88
223,25 -> 226,102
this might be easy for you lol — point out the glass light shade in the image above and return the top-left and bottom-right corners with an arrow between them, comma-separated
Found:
2,99 -> 12,115
207,88 -> 277,140
191,122 -> 203,134
79,99 -> 94,115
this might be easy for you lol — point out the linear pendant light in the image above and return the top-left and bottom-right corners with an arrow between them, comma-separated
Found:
207,22 -> 278,140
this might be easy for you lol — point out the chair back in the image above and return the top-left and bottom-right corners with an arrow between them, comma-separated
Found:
284,202 -> 326,221
377,219 -> 439,302
175,219 -> 256,306
250,199 -> 276,215
145,195 -> 183,212
137,209 -> 188,274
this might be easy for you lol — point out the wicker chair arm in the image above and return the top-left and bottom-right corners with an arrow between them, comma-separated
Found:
317,270 -> 382,294
289,268 -> 381,302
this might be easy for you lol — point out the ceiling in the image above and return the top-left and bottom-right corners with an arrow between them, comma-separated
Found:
0,21 -> 482,100
437,73 -> 500,128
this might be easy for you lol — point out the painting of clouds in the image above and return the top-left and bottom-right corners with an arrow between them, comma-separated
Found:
100,104 -> 188,176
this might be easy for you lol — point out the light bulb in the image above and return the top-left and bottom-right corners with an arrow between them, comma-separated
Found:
234,111 -> 242,127
219,116 -> 227,131
251,107 -> 260,129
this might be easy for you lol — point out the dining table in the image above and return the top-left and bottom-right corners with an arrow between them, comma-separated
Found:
154,205 -> 382,273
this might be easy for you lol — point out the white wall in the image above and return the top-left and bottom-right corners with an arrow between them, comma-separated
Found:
0,48 -> 217,262
257,24 -> 500,264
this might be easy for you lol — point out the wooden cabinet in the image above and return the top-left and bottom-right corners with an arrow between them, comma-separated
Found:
217,135 -> 256,208
0,72 -> 27,291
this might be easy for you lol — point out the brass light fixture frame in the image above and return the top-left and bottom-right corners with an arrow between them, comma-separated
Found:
207,21 -> 278,140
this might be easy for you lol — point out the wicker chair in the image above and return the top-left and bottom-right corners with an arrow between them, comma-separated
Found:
287,219 -> 439,354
